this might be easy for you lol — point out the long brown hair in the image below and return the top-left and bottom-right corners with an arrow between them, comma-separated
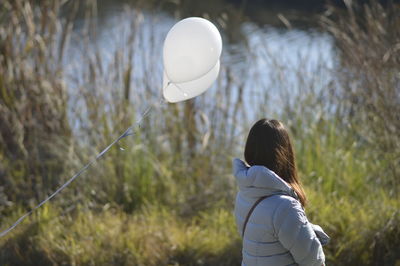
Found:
244,119 -> 307,207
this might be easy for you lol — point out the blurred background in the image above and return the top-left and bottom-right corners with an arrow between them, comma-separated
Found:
0,0 -> 399,265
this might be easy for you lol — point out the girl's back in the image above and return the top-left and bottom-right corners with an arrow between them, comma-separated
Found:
233,119 -> 329,266
234,159 -> 326,266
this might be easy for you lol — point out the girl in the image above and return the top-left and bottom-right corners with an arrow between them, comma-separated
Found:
234,119 -> 329,266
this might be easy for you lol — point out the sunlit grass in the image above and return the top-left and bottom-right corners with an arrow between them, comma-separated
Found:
0,205 -> 241,265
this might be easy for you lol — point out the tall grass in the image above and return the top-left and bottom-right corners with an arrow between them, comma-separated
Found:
0,0 -> 399,265
0,0 -> 235,215
0,0 -> 74,212
321,0 -> 400,192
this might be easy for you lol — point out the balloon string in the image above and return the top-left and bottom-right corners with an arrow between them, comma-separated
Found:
0,96 -> 167,238
168,81 -> 188,97
166,60 -> 219,99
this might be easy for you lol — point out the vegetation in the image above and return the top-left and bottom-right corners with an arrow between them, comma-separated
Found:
0,0 -> 399,265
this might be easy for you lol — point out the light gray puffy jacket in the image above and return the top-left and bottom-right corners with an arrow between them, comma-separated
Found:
233,158 -> 329,266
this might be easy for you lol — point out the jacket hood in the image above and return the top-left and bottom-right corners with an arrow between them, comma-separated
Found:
233,158 -> 298,199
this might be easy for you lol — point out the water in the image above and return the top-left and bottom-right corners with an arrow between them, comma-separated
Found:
64,0 -> 336,127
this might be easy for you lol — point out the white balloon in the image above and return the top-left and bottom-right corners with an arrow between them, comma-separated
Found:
163,17 -> 222,83
163,60 -> 220,103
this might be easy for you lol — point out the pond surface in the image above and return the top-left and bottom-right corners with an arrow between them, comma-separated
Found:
65,0 -> 337,121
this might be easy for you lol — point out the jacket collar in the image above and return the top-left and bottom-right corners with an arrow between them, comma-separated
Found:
233,158 -> 298,199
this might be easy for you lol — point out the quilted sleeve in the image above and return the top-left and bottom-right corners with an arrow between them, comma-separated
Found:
272,197 -> 325,266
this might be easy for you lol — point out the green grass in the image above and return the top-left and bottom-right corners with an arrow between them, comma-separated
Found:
0,205 -> 241,266
294,120 -> 400,264
1,119 -> 399,265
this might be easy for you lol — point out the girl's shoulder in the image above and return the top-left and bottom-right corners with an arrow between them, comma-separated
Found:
258,194 -> 301,209
254,194 -> 303,220
270,195 -> 308,226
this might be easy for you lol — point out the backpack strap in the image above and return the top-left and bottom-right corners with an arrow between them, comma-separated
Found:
242,195 -> 270,238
